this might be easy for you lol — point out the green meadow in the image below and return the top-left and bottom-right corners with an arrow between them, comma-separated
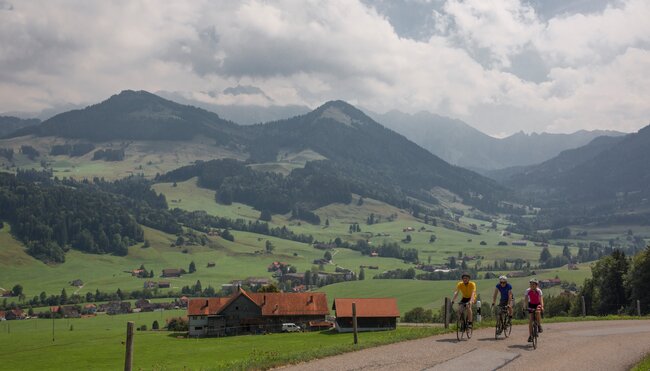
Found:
0,311 -> 447,371
2,176 -> 591,305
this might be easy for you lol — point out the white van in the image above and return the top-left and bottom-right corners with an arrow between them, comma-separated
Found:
281,323 -> 301,332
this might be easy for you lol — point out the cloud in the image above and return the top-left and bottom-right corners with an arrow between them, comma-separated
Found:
0,0 -> 648,136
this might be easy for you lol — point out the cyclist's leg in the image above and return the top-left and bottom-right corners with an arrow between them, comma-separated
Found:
467,303 -> 473,323
536,306 -> 543,332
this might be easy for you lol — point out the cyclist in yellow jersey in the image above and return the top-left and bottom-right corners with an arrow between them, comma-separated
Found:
451,272 -> 477,328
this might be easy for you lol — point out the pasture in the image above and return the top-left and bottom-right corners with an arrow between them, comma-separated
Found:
0,311 -> 446,371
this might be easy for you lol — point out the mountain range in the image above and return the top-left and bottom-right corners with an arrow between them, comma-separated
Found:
4,90 -> 504,212
0,116 -> 41,137
368,110 -> 624,171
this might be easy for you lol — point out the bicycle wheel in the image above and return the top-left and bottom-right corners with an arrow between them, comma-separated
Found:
504,316 -> 512,338
456,314 -> 463,341
466,319 -> 473,339
495,309 -> 501,339
532,322 -> 538,349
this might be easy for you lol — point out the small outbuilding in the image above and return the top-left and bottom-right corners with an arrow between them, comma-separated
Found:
332,298 -> 399,332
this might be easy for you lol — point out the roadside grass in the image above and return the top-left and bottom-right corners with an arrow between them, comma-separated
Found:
0,312 -> 448,371
631,353 -> 650,371
0,311 -> 646,371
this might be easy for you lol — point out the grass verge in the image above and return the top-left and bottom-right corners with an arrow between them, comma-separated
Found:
631,353 -> 650,371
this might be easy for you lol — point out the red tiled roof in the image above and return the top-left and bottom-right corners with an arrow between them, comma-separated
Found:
187,289 -> 329,317
333,298 -> 400,318
249,292 -> 329,316
187,297 -> 230,316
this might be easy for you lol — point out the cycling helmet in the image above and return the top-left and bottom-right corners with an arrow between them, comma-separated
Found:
529,278 -> 538,284
461,272 -> 471,279
498,275 -> 508,282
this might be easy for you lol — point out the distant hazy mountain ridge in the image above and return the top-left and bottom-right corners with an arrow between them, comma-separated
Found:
0,116 -> 41,137
369,110 -> 624,171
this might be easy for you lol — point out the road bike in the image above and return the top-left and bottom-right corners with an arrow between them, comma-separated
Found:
527,308 -> 540,349
455,302 -> 473,341
494,304 -> 512,339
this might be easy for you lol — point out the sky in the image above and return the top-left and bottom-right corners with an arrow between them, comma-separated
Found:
0,0 -> 648,136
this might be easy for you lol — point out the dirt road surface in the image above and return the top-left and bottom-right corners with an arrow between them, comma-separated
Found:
279,320 -> 650,371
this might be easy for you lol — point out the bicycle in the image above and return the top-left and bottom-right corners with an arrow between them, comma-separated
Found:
455,302 -> 473,341
527,308 -> 540,349
494,304 -> 512,339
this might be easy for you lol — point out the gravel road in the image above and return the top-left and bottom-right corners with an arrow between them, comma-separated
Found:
278,320 -> 650,371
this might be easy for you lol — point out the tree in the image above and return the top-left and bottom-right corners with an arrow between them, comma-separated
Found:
359,267 -> 365,280
221,229 -> 234,242
325,218 -> 330,227
258,284 -> 280,293
60,288 -> 68,304
357,197 -> 364,206
562,245 -> 571,259
403,307 -> 433,323
449,256 -> 457,269
324,251 -> 332,262
404,235 -> 412,243
626,247 -> 650,315
265,240 -> 274,253
429,234 -> 436,243
152,320 -> 160,330
540,247 -> 552,263
189,261 -> 196,274
259,209 -> 272,222
149,269 -> 154,278
194,280 -> 202,293
591,250 -> 629,315
304,270 -> 312,286
11,284 -> 23,297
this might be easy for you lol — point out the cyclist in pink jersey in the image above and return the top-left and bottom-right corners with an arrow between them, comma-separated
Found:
524,278 -> 544,342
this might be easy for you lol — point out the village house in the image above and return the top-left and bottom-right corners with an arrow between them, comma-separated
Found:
157,281 -> 171,288
70,279 -> 84,287
267,261 -> 289,272
187,288 -> 329,337
332,298 -> 399,332
230,277 -> 272,289
162,268 -> 182,278
539,278 -> 562,289
98,301 -> 131,315
0,309 -> 25,320
143,281 -> 157,289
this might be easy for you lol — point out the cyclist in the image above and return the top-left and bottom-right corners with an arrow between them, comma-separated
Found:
492,275 -> 513,334
451,272 -> 476,329
524,278 -> 544,342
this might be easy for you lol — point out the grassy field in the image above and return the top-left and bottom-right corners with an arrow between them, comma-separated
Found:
317,263 -> 593,314
2,176 -> 593,304
0,311 -> 646,370
0,311 -> 447,371
0,135 -> 246,180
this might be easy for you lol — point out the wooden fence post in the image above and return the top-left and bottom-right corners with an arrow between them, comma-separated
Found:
444,297 -> 449,329
124,321 -> 134,371
581,296 -> 586,317
352,302 -> 358,345
637,300 -> 641,317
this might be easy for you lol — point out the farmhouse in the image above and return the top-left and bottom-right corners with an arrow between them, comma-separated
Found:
332,298 -> 399,332
187,288 -> 329,337
162,268 -> 182,278
539,278 -> 562,289
0,309 -> 25,320
157,281 -> 171,288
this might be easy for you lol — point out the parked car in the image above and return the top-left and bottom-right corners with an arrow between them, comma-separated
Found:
282,323 -> 301,332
